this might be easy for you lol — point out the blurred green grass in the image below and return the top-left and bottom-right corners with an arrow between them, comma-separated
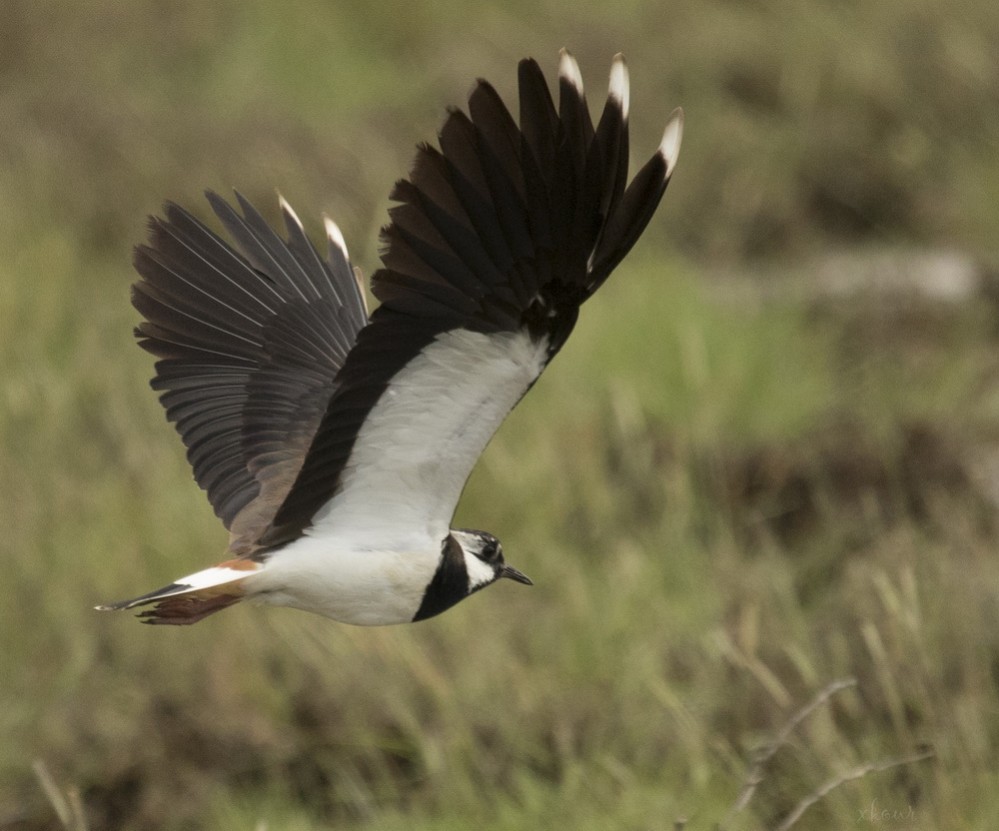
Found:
3,0 -> 999,829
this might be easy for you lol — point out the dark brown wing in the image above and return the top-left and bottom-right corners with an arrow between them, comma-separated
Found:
131,191 -> 368,553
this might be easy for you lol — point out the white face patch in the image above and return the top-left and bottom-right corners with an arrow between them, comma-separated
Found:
463,548 -> 498,592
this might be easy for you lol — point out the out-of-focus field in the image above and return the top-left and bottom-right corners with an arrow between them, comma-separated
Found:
2,1 -> 999,829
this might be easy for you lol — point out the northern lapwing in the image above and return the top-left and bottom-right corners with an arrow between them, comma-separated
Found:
98,51 -> 683,625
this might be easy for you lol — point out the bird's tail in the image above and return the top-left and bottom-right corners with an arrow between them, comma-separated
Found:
95,559 -> 261,625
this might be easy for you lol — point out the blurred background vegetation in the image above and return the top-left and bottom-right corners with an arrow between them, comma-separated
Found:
2,0 -> 999,828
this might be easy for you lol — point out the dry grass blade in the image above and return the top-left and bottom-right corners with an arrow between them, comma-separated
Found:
32,760 -> 90,831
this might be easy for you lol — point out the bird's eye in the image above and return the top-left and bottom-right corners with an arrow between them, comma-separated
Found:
481,540 -> 501,562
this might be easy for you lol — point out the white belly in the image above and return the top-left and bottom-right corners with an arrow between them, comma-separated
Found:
246,533 -> 441,626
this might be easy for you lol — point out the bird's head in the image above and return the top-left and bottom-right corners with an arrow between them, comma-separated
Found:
413,529 -> 532,621
452,529 -> 533,592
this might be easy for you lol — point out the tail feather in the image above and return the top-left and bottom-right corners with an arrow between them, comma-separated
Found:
96,560 -> 259,625
136,591 -> 244,625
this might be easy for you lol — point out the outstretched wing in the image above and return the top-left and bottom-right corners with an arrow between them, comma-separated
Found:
132,191 -> 368,553
259,51 -> 683,549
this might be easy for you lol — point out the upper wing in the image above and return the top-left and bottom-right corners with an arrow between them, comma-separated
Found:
258,51 -> 683,548
132,191 -> 368,553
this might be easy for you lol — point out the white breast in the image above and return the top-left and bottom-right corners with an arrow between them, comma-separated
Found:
249,533 -> 441,625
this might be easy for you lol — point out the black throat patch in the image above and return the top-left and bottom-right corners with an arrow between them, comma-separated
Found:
413,535 -> 469,622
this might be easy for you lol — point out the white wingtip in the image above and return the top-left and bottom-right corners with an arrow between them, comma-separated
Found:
558,48 -> 585,95
659,108 -> 684,177
323,214 -> 350,261
608,54 -> 629,121
278,192 -> 304,230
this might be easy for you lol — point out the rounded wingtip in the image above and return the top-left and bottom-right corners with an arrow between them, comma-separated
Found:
277,191 -> 305,231
659,107 -> 684,177
322,214 -> 349,260
608,54 -> 630,120
558,48 -> 585,94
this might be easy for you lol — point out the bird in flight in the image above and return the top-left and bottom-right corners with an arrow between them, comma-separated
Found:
98,50 -> 682,625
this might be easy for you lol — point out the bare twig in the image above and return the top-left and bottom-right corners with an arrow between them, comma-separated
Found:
718,677 -> 858,830
773,748 -> 934,831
